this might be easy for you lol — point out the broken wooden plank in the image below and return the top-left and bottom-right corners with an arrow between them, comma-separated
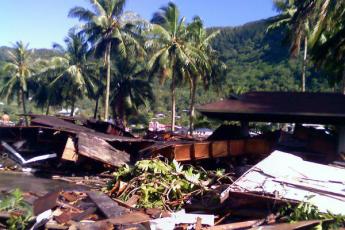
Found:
105,212 -> 151,225
204,219 -> 264,230
55,210 -> 82,224
250,220 -> 323,230
195,217 -> 202,230
78,133 -> 130,167
33,191 -> 60,215
61,137 -> 78,162
72,207 -> 98,222
87,191 -> 128,218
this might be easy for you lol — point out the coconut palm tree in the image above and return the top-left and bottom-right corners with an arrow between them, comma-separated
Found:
31,67 -> 65,115
305,1 -> 345,93
186,16 -> 223,134
110,58 -> 153,124
69,0 -> 144,120
146,3 -> 201,131
35,31 -> 96,116
0,41 -> 35,125
268,0 -> 310,92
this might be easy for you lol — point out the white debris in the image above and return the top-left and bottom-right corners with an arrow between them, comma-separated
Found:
228,151 -> 345,215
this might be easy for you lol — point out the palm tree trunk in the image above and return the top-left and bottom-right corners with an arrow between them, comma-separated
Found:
302,36 -> 308,92
20,89 -> 28,126
46,99 -> 50,115
93,96 -> 99,119
342,67 -> 345,95
104,42 -> 112,121
189,77 -> 197,136
70,101 -> 75,117
171,78 -> 176,132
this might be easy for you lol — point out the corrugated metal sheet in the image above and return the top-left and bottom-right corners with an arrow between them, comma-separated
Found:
227,151 -> 345,215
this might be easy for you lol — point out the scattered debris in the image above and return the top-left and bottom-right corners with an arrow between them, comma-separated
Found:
2,141 -> 57,165
0,113 -> 345,229
227,151 -> 345,215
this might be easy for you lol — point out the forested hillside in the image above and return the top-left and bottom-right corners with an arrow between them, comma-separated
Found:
209,18 -> 332,93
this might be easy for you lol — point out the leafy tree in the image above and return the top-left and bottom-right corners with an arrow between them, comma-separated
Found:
0,41 -> 35,125
69,0 -> 144,120
268,0 -> 310,92
146,3 -> 200,131
110,58 -> 154,124
306,1 -> 345,93
35,31 -> 96,116
187,16 -> 224,134
271,0 -> 345,94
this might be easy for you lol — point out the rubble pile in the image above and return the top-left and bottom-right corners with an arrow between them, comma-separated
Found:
0,115 -> 344,229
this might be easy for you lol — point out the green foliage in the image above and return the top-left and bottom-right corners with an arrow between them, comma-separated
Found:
0,189 -> 33,230
279,201 -> 345,229
106,159 -> 221,211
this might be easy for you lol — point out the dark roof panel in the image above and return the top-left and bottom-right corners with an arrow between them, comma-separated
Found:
197,92 -> 345,124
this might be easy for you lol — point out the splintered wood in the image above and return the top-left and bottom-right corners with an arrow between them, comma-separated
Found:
78,133 -> 130,167
61,138 -> 78,162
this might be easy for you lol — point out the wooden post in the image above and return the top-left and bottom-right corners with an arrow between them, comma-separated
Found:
337,125 -> 345,156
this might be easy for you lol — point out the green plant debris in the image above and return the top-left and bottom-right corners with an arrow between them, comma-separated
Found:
105,159 -> 231,211
0,188 -> 33,230
279,201 -> 345,230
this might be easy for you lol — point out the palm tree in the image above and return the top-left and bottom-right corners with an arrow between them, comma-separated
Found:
187,16 -> 222,134
0,41 -> 35,125
110,58 -> 153,124
277,0 -> 345,93
69,0 -> 144,120
305,1 -> 345,93
268,0 -> 310,92
35,31 -> 96,116
146,3 -> 200,131
31,67 -> 65,115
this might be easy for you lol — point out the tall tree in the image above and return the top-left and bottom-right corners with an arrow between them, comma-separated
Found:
306,1 -> 345,93
35,31 -> 96,116
146,3 -> 200,131
187,16 -> 223,134
0,41 -> 34,125
69,0 -> 144,120
268,0 -> 310,92
110,58 -> 153,124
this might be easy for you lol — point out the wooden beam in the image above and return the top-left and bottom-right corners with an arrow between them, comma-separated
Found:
78,133 -> 130,167
61,137 -> 78,162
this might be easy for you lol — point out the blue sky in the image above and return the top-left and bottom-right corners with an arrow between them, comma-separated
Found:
0,0 -> 277,48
